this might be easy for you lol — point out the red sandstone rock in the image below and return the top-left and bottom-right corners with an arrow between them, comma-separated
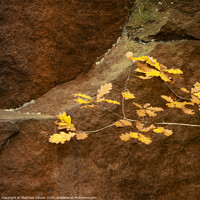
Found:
0,1 -> 200,199
0,0 -> 132,109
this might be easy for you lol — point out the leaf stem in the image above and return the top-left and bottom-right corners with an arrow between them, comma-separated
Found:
154,122 -> 200,127
79,124 -> 115,133
165,81 -> 188,100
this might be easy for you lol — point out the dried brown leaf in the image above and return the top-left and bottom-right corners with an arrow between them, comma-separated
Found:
97,83 -> 112,100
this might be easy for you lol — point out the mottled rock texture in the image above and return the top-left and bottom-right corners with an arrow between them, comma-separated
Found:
0,0 -> 133,109
0,0 -> 200,199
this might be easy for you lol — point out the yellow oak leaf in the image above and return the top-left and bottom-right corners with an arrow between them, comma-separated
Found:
166,102 -> 175,108
161,95 -> 174,103
147,106 -> 164,112
141,124 -> 156,132
114,119 -> 132,127
136,109 -> 146,117
191,82 -> 200,94
153,127 -> 164,133
164,68 -> 183,74
181,107 -> 194,115
174,101 -> 186,109
73,93 -> 92,100
145,69 -> 160,77
114,121 -> 124,127
122,91 -> 135,100
181,88 -> 190,93
132,102 -> 143,108
49,132 -> 75,144
163,129 -> 173,136
76,133 -> 88,140
138,134 -> 152,145
74,98 -> 93,104
101,99 -> 120,105
120,133 -> 131,141
194,92 -> 200,98
136,121 -> 155,132
57,124 -> 76,132
135,120 -> 144,131
120,119 -> 132,126
129,132 -> 139,139
97,83 -> 112,100
56,112 -> 71,125
145,109 -> 157,117
146,57 -> 161,70
190,95 -> 200,105
160,71 -> 172,82
131,56 -> 149,62
153,127 -> 173,136
143,103 -> 151,108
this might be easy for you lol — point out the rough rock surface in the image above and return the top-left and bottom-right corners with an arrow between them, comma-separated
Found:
0,0 -> 133,109
0,0 -> 200,199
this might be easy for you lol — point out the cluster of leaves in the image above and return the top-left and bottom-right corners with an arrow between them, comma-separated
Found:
126,52 -> 183,83
74,83 -> 120,107
49,52 -> 200,145
161,82 -> 200,115
49,112 -> 88,144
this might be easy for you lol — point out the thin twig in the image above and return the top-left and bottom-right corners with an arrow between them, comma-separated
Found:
122,67 -> 132,119
165,81 -> 188,100
155,122 -> 200,127
79,124 -> 115,133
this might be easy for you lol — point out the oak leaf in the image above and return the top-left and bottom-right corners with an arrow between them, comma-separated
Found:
120,133 -> 131,141
153,127 -> 173,136
114,119 -> 132,127
161,95 -> 174,103
137,109 -> 146,117
96,83 -> 112,100
181,107 -> 194,115
122,91 -> 135,100
129,132 -> 139,139
133,102 -> 163,117
76,133 -> 88,140
190,95 -> 200,105
132,102 -> 143,108
73,93 -> 92,100
100,99 -> 120,105
135,121 -> 155,132
49,132 -> 75,144
181,88 -> 190,93
74,98 -> 93,104
138,134 -> 152,145
55,113 -> 76,131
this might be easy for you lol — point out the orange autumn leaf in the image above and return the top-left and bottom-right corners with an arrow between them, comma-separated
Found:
120,133 -> 131,141
122,91 -> 135,100
138,134 -> 152,145
114,119 -> 132,127
153,127 -> 173,136
76,133 -> 88,140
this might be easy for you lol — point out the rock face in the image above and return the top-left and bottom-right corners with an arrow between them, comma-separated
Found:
0,0 -> 200,199
0,0 -> 133,109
